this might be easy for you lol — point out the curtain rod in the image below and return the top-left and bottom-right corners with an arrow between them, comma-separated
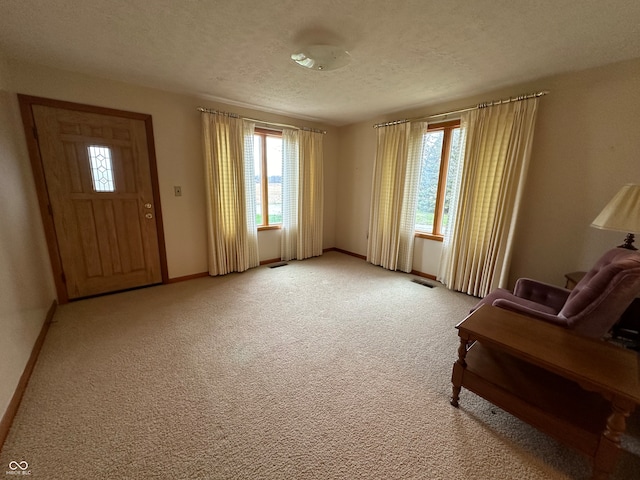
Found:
373,90 -> 549,129
197,107 -> 327,134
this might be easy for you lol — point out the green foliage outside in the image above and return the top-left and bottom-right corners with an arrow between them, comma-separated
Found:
416,128 -> 461,233
415,211 -> 434,231
256,212 -> 283,226
415,212 -> 450,232
416,132 -> 444,225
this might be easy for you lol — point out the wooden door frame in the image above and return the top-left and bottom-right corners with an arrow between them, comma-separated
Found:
18,94 -> 169,303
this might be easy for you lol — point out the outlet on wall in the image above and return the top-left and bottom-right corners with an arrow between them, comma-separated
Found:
174,186 -> 182,197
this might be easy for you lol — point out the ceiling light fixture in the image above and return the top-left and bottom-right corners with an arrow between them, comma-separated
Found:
290,45 -> 350,71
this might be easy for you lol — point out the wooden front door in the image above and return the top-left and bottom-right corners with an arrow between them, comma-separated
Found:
19,96 -> 167,301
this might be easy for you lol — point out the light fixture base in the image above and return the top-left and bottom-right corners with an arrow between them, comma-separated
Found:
290,45 -> 350,71
618,233 -> 637,250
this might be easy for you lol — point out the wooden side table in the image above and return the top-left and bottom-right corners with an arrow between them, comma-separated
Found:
564,271 -> 586,289
451,305 -> 640,480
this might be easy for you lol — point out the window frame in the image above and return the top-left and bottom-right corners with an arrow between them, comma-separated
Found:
415,119 -> 461,242
254,128 -> 282,231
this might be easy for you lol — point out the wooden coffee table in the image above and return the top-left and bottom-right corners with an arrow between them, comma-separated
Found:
450,304 -> 640,480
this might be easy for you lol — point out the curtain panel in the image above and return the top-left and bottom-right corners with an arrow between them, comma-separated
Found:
438,98 -> 539,297
367,122 -> 426,272
281,129 -> 324,261
281,129 -> 299,260
201,112 -> 259,275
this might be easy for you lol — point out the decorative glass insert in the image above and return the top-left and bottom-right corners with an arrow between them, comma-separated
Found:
88,145 -> 115,192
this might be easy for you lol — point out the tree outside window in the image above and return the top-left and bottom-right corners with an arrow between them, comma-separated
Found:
415,121 -> 461,238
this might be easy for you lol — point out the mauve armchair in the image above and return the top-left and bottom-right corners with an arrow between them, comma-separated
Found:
470,247 -> 640,339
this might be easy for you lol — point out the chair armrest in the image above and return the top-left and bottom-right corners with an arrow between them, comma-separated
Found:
492,298 -> 571,328
513,278 -> 571,311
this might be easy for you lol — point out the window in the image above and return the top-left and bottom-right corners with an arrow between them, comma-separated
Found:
254,129 -> 282,228
87,145 -> 116,192
415,121 -> 461,238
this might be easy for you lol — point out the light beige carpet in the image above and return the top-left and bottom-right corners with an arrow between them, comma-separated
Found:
1,251 -> 638,479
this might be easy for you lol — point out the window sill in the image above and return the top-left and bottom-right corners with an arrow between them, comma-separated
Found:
415,232 -> 444,242
258,225 -> 281,232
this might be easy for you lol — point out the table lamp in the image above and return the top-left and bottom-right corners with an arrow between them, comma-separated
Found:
591,184 -> 640,250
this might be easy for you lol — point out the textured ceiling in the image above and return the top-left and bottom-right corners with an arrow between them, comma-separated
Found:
2,0 -> 640,126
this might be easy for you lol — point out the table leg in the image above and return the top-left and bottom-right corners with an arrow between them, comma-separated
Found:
591,398 -> 634,480
450,336 -> 469,407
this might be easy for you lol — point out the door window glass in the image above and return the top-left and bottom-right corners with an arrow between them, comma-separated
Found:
88,145 -> 115,192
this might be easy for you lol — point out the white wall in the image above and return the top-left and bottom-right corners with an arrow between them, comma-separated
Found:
3,58 -> 338,279
412,239 -> 443,276
0,54 -> 56,424
511,58 -> 640,283
336,58 -> 640,287
335,123 -> 375,256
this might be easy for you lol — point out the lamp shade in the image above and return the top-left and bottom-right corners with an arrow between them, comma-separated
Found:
591,184 -> 640,233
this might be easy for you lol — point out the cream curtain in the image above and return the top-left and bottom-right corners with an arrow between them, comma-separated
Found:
281,129 -> 299,260
281,129 -> 324,261
202,112 -> 259,275
438,98 -> 539,297
367,122 -> 426,272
